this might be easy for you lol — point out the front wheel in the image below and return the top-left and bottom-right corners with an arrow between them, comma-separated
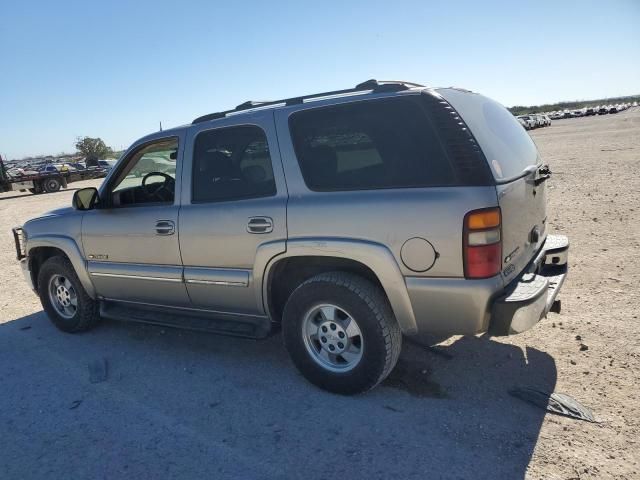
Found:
38,256 -> 100,333
282,272 -> 402,394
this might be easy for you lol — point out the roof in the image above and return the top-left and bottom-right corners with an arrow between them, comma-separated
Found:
191,79 -> 426,124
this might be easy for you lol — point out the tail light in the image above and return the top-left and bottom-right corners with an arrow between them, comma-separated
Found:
463,208 -> 502,279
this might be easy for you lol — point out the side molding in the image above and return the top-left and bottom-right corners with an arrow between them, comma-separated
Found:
27,235 -> 97,298
260,237 -> 418,334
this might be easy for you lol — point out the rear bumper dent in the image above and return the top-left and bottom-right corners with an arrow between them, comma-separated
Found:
489,235 -> 569,335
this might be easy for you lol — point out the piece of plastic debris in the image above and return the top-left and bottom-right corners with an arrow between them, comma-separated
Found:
19,326 -> 31,331
88,358 -> 108,383
509,387 -> 596,422
69,400 -> 82,410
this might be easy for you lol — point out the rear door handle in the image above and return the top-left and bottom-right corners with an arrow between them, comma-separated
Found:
155,220 -> 175,235
247,216 -> 273,234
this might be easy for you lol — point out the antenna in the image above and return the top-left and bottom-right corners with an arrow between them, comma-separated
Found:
159,121 -> 163,131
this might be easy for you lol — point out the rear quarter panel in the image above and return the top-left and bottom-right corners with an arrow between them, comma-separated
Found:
273,95 -> 500,278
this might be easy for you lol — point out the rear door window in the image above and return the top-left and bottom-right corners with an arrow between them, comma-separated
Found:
192,125 -> 276,203
437,89 -> 539,181
289,97 -> 456,191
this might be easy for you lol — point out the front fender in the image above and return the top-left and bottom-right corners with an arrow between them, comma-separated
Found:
260,237 -> 418,335
27,235 -> 96,298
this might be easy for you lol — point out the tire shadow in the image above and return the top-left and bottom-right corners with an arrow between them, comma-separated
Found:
0,312 -> 555,480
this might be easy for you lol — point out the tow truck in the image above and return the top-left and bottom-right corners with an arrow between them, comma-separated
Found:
0,155 -> 106,195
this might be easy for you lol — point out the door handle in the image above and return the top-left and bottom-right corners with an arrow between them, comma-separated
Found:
247,216 -> 273,234
155,220 -> 175,235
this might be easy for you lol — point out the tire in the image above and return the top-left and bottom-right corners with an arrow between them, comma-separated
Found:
43,178 -> 61,193
282,272 -> 402,394
37,256 -> 100,333
28,188 -> 37,194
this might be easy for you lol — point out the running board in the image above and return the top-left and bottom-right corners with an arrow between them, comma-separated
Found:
99,300 -> 272,339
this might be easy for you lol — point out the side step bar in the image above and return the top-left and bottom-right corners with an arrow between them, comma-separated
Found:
100,300 -> 272,339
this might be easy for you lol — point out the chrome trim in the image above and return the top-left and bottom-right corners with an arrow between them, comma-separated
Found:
90,272 -> 183,283
182,267 -> 250,287
185,279 -> 247,287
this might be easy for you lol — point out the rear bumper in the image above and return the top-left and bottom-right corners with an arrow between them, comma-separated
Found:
489,234 -> 569,335
405,234 -> 569,337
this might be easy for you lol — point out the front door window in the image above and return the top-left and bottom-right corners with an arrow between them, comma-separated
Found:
110,138 -> 178,207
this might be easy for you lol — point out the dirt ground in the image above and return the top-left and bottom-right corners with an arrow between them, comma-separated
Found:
1,109 -> 639,479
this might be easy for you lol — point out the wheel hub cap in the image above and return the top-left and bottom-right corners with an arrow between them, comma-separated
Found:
302,304 -> 363,372
48,274 -> 78,319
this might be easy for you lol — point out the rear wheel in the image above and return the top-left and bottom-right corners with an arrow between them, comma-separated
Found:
43,178 -> 61,193
38,256 -> 100,332
282,272 -> 401,394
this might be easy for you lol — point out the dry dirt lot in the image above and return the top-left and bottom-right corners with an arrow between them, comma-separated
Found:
1,109 -> 639,479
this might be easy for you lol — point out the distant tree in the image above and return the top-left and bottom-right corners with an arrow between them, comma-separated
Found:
75,137 -> 112,167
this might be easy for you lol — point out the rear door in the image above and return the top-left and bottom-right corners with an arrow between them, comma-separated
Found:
178,111 -> 288,315
438,89 -> 547,283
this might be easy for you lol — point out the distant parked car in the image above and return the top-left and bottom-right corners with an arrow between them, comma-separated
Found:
517,115 -> 536,129
97,160 -> 116,171
130,156 -> 176,177
598,107 -> 608,115
584,108 -> 596,116
543,115 -> 551,126
39,164 -> 60,173
609,106 -> 619,114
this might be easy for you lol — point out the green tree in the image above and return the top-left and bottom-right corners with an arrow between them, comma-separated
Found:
75,137 -> 112,167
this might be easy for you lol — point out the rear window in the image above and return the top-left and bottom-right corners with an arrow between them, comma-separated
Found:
289,97 -> 456,191
437,89 -> 539,181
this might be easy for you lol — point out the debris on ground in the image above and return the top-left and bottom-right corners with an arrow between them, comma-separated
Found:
69,400 -> 82,410
88,358 -> 108,383
580,344 -> 589,351
509,387 -> 597,422
19,325 -> 31,331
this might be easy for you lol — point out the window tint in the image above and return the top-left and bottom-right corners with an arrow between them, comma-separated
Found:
437,89 -> 539,181
289,97 -> 455,191
192,125 -> 276,203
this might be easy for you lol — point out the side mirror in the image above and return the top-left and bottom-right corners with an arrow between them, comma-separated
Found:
72,187 -> 99,211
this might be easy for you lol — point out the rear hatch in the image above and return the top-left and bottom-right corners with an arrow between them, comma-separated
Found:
436,88 -> 548,284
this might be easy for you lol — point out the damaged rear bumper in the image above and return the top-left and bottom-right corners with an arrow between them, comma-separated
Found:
489,234 -> 569,335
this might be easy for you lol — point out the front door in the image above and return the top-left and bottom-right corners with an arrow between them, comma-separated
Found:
178,112 -> 288,315
82,133 -> 190,306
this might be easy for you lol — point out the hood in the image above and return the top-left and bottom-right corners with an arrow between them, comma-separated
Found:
28,206 -> 76,222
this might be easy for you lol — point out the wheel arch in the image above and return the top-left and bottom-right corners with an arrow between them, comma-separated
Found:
261,238 -> 418,334
27,236 -> 96,298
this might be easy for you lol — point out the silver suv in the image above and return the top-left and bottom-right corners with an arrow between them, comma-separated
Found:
13,80 -> 569,394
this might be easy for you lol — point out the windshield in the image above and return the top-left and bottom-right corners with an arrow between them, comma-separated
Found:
437,89 -> 540,181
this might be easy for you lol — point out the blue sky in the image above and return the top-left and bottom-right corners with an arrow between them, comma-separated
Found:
1,0 -> 638,159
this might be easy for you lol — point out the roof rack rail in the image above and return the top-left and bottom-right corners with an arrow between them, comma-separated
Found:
235,100 -> 273,110
192,79 -> 425,124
